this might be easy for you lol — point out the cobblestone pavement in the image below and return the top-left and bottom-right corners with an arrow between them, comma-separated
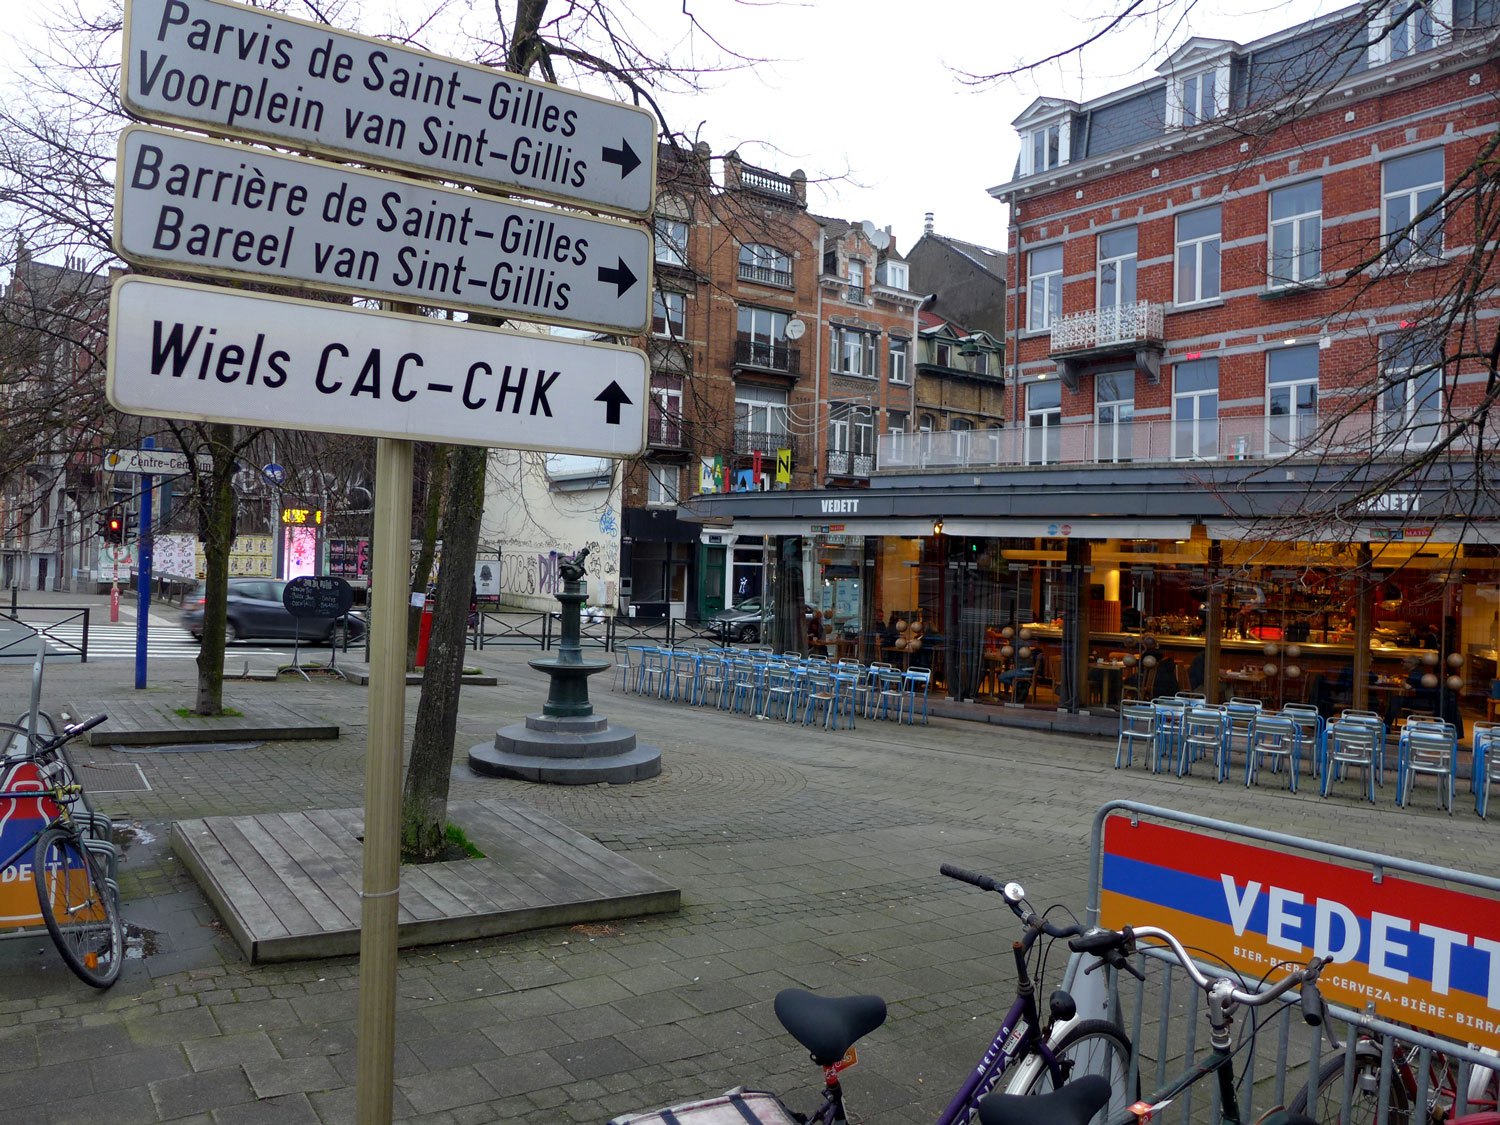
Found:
0,590 -> 1493,1123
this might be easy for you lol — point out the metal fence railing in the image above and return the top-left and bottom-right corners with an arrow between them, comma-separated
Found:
1066,802 -> 1500,1125
2,590 -> 90,662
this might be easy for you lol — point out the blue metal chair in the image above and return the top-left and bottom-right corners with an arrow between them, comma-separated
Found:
1115,701 -> 1157,769
1245,713 -> 1300,790
1280,704 -> 1326,780
901,667 -> 932,725
1474,722 -> 1498,817
1397,720 -> 1457,812
1179,706 -> 1230,780
1321,716 -> 1385,802
801,672 -> 838,728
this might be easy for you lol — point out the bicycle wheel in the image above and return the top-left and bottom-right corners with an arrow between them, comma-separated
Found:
1288,1053 -> 1412,1125
33,827 -> 123,989
1009,1020 -> 1137,1124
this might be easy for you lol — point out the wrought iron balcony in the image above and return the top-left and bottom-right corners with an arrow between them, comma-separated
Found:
733,339 -> 800,375
734,428 -> 794,457
826,450 -> 874,477
845,285 -> 866,304
647,415 -> 683,448
1050,300 -> 1164,354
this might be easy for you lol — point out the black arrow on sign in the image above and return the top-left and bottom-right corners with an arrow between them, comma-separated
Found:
597,257 -> 638,297
595,381 -> 632,425
601,139 -> 641,178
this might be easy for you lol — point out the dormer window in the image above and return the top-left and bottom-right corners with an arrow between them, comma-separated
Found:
1024,120 -> 1069,176
877,260 -> 908,290
1167,64 -> 1229,127
1368,1 -> 1451,66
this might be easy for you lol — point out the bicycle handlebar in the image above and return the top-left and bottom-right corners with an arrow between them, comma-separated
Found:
1068,924 -> 1330,1018
939,864 -> 1088,945
64,714 -> 107,737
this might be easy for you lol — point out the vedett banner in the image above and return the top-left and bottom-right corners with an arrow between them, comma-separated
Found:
1101,817 -> 1500,1051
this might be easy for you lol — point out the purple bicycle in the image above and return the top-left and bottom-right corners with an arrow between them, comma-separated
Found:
611,866 -> 1136,1125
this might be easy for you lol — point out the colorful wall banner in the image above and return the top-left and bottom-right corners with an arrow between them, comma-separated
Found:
776,448 -> 791,484
0,761 -> 62,927
1101,817 -> 1500,1051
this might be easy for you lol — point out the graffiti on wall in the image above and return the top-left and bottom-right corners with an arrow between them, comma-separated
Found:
495,536 -> 620,599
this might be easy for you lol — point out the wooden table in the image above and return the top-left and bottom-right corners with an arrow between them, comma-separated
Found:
1088,661 -> 1126,705
1221,670 -> 1268,702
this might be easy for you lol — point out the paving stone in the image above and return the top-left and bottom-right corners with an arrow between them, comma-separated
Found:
395,1065 -> 503,1114
46,1083 -> 160,1125
242,1054 -> 343,1098
149,1065 -> 258,1118
183,1030 -> 281,1071
210,1092 -> 322,1124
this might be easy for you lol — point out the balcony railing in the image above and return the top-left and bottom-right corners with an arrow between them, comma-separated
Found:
1050,300 -> 1165,354
739,166 -> 797,198
826,450 -> 875,477
877,413 -> 1480,471
737,262 -> 793,287
647,415 -> 682,447
734,339 -> 800,375
734,428 -> 794,457
846,285 -> 866,304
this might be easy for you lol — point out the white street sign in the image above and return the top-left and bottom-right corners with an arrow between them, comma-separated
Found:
103,447 -> 213,475
121,0 -> 657,218
107,276 -> 648,458
114,126 -> 652,334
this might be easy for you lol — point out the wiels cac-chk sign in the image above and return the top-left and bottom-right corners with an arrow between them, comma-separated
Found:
121,0 -> 657,218
114,126 -> 652,334
107,276 -> 649,459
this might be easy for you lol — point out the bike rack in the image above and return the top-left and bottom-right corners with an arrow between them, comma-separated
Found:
1070,801 -> 1500,1124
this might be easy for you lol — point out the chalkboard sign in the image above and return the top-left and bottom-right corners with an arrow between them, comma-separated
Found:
283,575 -> 354,618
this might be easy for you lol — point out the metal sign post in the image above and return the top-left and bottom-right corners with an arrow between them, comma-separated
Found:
135,436 -> 155,689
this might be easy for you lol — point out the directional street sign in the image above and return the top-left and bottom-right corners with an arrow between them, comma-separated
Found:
103,447 -> 212,475
107,276 -> 649,458
114,126 -> 652,334
121,0 -> 657,218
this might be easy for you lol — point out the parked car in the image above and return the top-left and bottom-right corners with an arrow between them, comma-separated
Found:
705,598 -> 815,644
181,579 -> 366,646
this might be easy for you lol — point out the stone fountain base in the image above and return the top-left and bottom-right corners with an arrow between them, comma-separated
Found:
468,712 -> 662,785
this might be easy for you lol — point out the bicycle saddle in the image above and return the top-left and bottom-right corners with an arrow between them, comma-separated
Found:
773,989 -> 887,1067
976,1074 -> 1110,1125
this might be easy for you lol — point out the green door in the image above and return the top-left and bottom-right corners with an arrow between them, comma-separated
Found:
698,545 -> 726,619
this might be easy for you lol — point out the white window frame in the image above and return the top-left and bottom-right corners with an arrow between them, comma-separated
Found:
1268,181 -> 1323,289
652,290 -> 685,337
1097,228 -> 1138,315
1265,345 -> 1319,455
1172,358 -> 1219,461
950,417 -> 973,463
1175,206 -> 1222,307
1166,63 -> 1230,128
889,337 -> 909,384
1028,245 -> 1064,332
735,384 -> 789,441
1094,370 -> 1135,464
935,341 -> 953,367
1025,381 -> 1062,466
1381,334 -> 1444,448
1382,149 -> 1446,266
1023,119 -> 1070,176
878,260 -> 909,290
645,463 -> 680,507
831,326 -> 877,376
1368,1 -> 1451,66
648,374 -> 682,446
737,243 -> 792,286
654,217 -> 688,267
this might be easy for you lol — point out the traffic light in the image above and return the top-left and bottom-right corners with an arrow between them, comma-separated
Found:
105,515 -> 124,543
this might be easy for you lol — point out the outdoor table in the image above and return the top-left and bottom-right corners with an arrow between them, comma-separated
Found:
1089,660 -> 1126,706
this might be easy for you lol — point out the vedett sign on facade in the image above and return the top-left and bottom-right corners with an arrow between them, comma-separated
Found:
121,0 -> 657,218
1101,818 -> 1500,1051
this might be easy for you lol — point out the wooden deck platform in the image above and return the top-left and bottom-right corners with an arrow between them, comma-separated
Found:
171,799 -> 679,962
87,698 -> 338,746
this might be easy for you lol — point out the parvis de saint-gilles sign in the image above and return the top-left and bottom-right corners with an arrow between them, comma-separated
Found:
1101,817 -> 1500,1053
120,0 -> 657,219
107,276 -> 648,459
114,126 -> 652,335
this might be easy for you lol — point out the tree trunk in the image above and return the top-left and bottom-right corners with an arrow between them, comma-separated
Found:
193,424 -> 238,715
401,445 -> 486,861
407,445 -> 449,670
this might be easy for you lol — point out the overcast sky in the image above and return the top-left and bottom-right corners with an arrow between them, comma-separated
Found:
1,0 -> 1338,261
642,0 -> 1338,255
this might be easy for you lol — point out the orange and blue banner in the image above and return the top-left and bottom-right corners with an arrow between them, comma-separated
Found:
0,760 -> 61,928
1101,818 -> 1500,1052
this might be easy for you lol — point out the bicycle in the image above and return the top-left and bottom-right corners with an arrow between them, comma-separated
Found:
978,921 -> 1333,1125
1287,1026 -> 1500,1125
0,713 -> 123,988
611,865 -> 1136,1125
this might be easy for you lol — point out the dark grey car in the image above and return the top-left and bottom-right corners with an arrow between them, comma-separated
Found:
180,579 -> 366,645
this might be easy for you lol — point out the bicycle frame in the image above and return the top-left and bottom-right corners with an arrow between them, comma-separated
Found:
804,943 -> 1074,1125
